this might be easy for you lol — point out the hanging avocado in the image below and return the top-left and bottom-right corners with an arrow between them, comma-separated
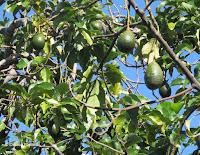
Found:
144,62 -> 163,90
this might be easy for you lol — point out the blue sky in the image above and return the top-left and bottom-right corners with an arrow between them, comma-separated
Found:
0,0 -> 199,154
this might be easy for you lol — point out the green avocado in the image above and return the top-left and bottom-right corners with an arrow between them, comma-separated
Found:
21,144 -> 30,152
159,81 -> 171,98
32,33 -> 45,50
144,62 -> 163,90
51,123 -> 59,135
90,21 -> 102,31
117,30 -> 135,53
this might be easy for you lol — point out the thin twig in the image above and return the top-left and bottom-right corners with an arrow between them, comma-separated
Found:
86,135 -> 125,154
143,0 -> 155,11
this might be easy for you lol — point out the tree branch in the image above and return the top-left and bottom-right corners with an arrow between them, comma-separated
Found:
0,53 -> 34,70
0,18 -> 28,36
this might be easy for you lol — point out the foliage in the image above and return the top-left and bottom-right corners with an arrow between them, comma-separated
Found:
0,0 -> 199,154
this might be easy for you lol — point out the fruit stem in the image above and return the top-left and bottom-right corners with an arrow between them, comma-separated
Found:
125,0 -> 130,30
39,25 -> 41,33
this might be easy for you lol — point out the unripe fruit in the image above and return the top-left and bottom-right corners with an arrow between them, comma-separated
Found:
21,144 -> 30,152
159,81 -> 171,98
144,62 -> 163,90
117,30 -> 135,53
51,123 -> 59,135
32,33 -> 45,50
90,21 -> 102,31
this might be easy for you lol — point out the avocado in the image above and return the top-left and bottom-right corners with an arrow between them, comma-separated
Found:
159,81 -> 171,98
144,62 -> 163,90
32,33 -> 45,50
90,21 -> 102,31
117,30 -> 135,53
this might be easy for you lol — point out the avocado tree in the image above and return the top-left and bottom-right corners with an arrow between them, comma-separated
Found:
0,0 -> 200,154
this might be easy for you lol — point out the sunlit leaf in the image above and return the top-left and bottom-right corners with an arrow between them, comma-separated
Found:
105,64 -> 125,85
168,22 -> 175,30
82,30 -> 93,45
185,120 -> 191,131
0,120 -> 6,132
142,38 -> 160,63
16,58 -> 29,69
170,78 -> 185,86
41,68 -> 51,82
85,80 -> 105,114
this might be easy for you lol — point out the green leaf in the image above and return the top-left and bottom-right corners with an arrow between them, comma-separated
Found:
194,63 -> 200,78
170,102 -> 184,113
142,38 -> 160,63
8,103 -> 16,119
168,22 -> 175,30
63,104 -> 77,114
174,43 -> 193,53
100,134 -> 112,144
1,83 -> 28,99
28,81 -> 54,94
170,78 -> 185,86
146,124 -> 156,144
21,0 -> 30,8
12,83 -> 28,99
126,108 -> 138,133
85,80 -> 105,114
185,120 -> 191,131
105,47 -> 121,63
15,150 -> 29,155
146,111 -> 164,126
174,87 -> 186,103
119,94 -> 140,106
43,134 -> 55,143
40,102 -> 50,114
82,30 -> 93,45
41,67 -> 51,82
34,128 -> 43,140
113,113 -> 126,134
43,39 -> 50,53
178,2 -> 195,13
111,82 -> 122,96
53,10 -> 74,29
45,99 -> 60,106
16,58 -> 29,69
55,83 -> 69,96
155,102 -> 177,122
0,120 -> 6,132
123,133 -> 142,148
58,144 -> 66,152
25,107 -> 34,126
1,83 -> 20,94
32,56 -> 45,65
5,1 -> 17,13
105,64 -> 125,85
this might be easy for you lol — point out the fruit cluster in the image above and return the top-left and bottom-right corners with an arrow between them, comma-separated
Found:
116,29 -> 171,98
144,61 -> 171,98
